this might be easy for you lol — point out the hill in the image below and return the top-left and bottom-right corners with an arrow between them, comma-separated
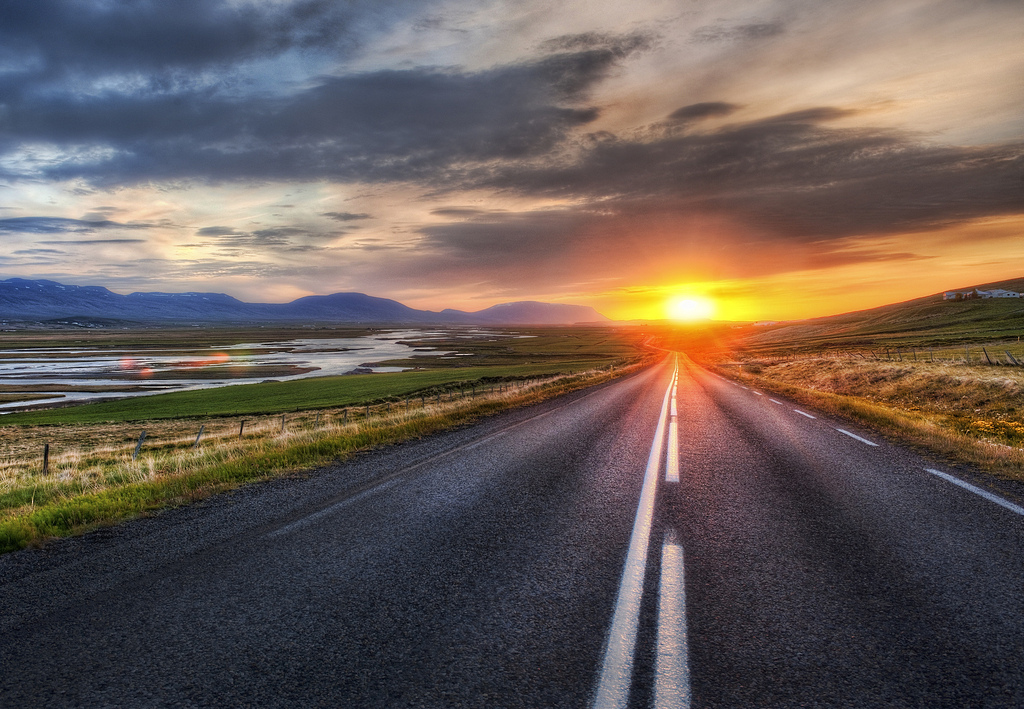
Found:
0,278 -> 610,326
738,276 -> 1024,352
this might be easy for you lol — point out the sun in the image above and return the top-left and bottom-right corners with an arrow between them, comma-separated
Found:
667,295 -> 716,322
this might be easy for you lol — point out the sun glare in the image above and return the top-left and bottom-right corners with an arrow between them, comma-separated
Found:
667,296 -> 715,322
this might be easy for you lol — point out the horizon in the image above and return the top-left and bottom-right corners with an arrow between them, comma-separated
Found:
6,273 -> 1016,325
1,2 -> 1021,322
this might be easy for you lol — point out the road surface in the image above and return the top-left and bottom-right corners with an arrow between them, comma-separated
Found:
2,356 -> 1024,707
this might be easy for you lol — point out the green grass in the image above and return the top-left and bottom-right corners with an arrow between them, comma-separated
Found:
2,361 -> 615,425
0,361 -> 651,553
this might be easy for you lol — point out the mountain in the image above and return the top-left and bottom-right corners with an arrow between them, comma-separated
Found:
0,278 -> 610,326
462,301 -> 609,325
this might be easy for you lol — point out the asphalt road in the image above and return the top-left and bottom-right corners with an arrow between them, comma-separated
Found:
2,356 -> 1024,708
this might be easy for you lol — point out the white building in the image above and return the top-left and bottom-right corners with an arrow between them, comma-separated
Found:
975,289 -> 1021,299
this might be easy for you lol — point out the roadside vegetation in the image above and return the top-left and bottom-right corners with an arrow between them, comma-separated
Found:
0,326 -> 652,554
668,292 -> 1024,482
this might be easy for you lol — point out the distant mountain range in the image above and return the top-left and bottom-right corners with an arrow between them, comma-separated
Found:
0,279 -> 611,326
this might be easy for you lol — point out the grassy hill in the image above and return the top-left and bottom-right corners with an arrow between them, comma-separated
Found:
737,277 -> 1024,353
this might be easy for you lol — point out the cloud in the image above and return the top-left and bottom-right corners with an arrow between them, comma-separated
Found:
667,102 -> 741,123
37,239 -> 147,245
0,0 -> 398,86
473,106 -> 1024,241
691,21 -> 785,44
322,212 -> 372,222
0,34 -> 646,185
196,224 -> 340,251
0,217 -> 153,233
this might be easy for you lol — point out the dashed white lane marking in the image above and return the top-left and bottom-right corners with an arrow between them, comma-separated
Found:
925,468 -> 1024,516
267,478 -> 400,538
666,417 -> 679,483
655,530 -> 691,709
593,365 -> 675,709
834,428 -> 879,447
752,391 -> 763,396
769,398 -> 784,405
794,409 -> 816,419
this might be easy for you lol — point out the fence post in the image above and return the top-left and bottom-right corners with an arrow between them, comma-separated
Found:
132,431 -> 147,461
43,443 -> 49,475
343,409 -> 348,424
315,412 -> 320,427
239,420 -> 246,438
192,425 -> 204,448
281,414 -> 286,433
983,347 -> 993,365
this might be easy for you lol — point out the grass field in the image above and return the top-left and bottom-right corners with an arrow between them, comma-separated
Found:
0,325 -> 652,553
662,285 -> 1024,481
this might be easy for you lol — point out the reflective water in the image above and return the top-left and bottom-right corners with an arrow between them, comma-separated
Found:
0,329 -> 489,411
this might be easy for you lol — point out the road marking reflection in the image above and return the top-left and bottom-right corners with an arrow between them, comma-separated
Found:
656,530 -> 691,709
834,428 -> 879,447
593,362 -> 675,709
925,468 -> 1024,516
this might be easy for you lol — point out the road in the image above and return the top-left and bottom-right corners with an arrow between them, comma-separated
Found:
2,356 -> 1024,707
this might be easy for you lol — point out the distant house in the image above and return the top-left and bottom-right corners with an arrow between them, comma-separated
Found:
977,289 -> 1022,298
945,288 -> 1021,300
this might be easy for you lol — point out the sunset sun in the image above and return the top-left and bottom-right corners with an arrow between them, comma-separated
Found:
667,296 -> 716,322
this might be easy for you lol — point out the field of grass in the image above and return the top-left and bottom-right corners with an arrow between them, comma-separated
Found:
680,293 -> 1024,481
711,356 -> 1024,481
0,325 -> 653,553
1,362 -> 611,425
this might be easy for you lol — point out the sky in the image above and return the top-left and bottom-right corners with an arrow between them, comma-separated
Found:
0,0 -> 1022,321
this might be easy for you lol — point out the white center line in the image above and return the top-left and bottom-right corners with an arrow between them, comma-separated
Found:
593,364 -> 675,709
793,409 -> 816,419
834,428 -> 879,447
925,468 -> 1024,516
666,415 -> 679,483
656,529 -> 691,709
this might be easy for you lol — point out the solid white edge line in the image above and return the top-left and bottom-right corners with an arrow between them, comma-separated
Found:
794,409 -> 816,419
592,364 -> 674,709
834,428 -> 879,447
655,530 -> 691,709
925,468 -> 1024,516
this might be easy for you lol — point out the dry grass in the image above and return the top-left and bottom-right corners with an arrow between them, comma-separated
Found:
712,356 -> 1024,480
0,363 -> 647,553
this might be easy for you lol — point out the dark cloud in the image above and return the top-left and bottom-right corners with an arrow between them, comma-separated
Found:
668,102 -> 741,123
538,31 -> 654,56
691,21 -> 785,43
322,212 -> 372,222
0,217 -> 152,233
429,207 -> 505,218
198,225 -> 339,251
196,226 -> 244,237
0,34 -> 645,184
0,0 -> 394,89
38,239 -> 146,245
472,106 -> 1024,241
